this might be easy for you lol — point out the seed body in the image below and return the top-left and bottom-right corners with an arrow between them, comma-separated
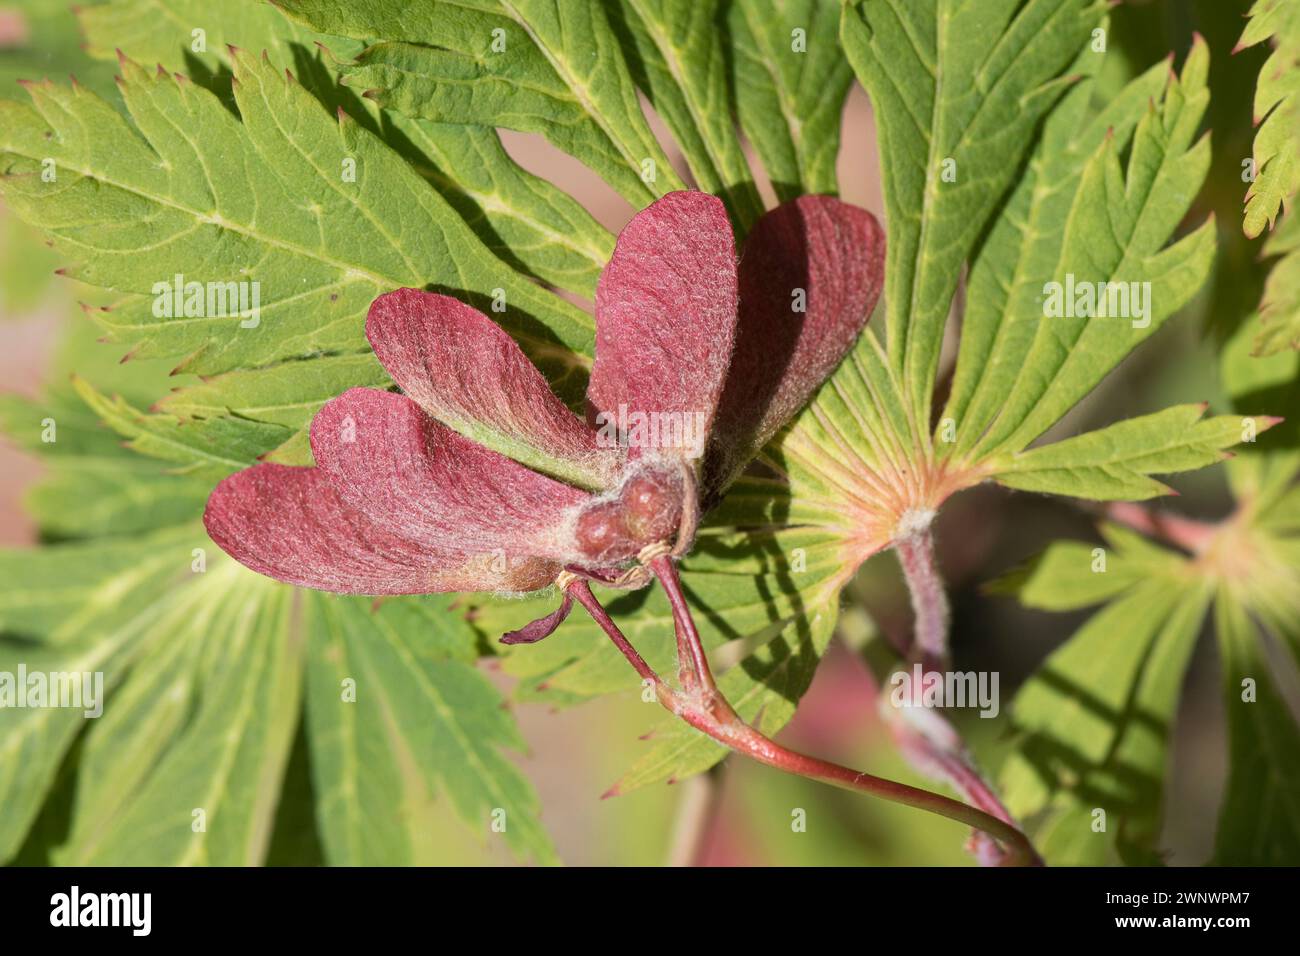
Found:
574,467 -> 684,564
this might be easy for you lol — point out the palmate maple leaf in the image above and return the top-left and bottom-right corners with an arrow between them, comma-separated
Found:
204,191 -> 884,641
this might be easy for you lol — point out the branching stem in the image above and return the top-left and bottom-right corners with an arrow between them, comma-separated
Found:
564,562 -> 1042,866
887,520 -> 1035,865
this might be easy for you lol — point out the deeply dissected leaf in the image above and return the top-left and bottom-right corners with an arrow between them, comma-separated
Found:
727,0 -> 852,202
997,314 -> 1300,865
77,1 -> 617,298
1239,0 -> 1300,240
942,52 -> 1169,453
0,517 -> 556,864
74,375 -> 288,480
608,0 -> 764,229
0,524 -> 211,861
963,39 -> 1215,459
277,0 -> 684,207
998,529 -> 1209,865
990,405 -> 1272,501
53,563 -> 303,866
1253,211 -> 1300,355
306,594 -> 556,865
842,0 -> 1100,425
0,396 -> 210,537
1211,592 -> 1300,865
0,46 -> 595,467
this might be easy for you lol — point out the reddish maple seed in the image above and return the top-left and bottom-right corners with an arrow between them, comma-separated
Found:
206,193 -> 883,596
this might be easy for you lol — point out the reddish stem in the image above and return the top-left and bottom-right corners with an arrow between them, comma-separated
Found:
893,524 -> 950,671
566,565 -> 1042,866
889,524 -> 1031,863
649,554 -> 716,695
1103,500 -> 1218,554
567,580 -> 660,687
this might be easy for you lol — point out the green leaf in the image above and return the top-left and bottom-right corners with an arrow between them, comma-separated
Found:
1220,311 -> 1300,509
1000,573 -> 1209,865
1239,0 -> 1300,240
609,0 -> 764,228
0,524 -> 210,861
965,38 -> 1215,458
1253,211 -> 1300,355
53,564 -> 303,865
278,0 -> 685,207
990,405 -> 1268,501
942,52 -> 1170,451
77,0 -> 363,76
73,375 -> 288,478
0,48 -> 595,456
726,0 -> 851,202
154,352 -> 390,428
1000,320 -> 1300,863
0,392 -> 206,539
0,523 -> 202,642
306,594 -> 556,865
77,3 -> 616,298
842,0 -> 1100,425
992,523 -> 1184,612
1211,591 -> 1300,865
395,121 -> 613,296
0,515 -> 554,864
